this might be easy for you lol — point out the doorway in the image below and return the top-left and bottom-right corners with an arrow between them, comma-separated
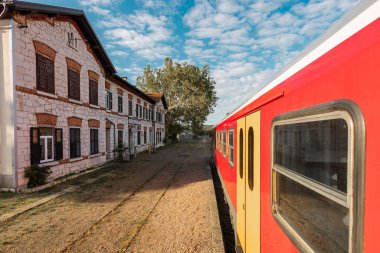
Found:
236,110 -> 261,253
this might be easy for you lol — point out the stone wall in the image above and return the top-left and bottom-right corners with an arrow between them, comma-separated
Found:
12,15 -> 166,189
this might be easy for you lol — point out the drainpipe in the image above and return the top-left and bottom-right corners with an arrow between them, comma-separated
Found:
105,118 -> 116,159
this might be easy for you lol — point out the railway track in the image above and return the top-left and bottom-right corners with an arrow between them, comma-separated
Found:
59,156 -> 187,252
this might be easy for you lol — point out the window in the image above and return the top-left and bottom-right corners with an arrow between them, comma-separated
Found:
228,129 -> 234,166
143,107 -> 146,119
140,106 -> 142,118
36,53 -> 55,94
70,128 -> 81,158
239,129 -> 243,178
30,128 -> 62,165
40,128 -> 54,163
118,96 -> 123,113
68,68 -> 80,100
118,130 -> 123,147
144,131 -> 147,144
129,100 -> 133,116
67,32 -> 78,48
90,129 -> 99,154
89,79 -> 98,105
271,108 -> 362,253
248,127 -> 254,190
135,105 -> 139,117
137,131 -> 141,145
222,131 -> 226,156
105,90 -> 113,110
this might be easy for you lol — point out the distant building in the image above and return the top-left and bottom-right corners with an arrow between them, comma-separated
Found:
0,2 -> 167,190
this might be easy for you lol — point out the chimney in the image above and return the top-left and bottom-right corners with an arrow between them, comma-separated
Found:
121,77 -> 128,81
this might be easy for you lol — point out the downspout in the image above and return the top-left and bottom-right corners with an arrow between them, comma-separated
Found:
105,118 -> 116,158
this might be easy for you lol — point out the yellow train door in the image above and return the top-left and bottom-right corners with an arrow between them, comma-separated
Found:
237,111 -> 261,253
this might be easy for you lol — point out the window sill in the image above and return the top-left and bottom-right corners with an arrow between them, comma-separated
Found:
69,157 -> 83,163
69,99 -> 83,105
118,112 -> 124,116
89,153 -> 102,158
37,90 -> 57,99
39,161 -> 59,167
106,109 -> 112,113
89,104 -> 100,109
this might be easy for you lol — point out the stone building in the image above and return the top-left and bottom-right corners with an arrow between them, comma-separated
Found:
0,2 -> 167,190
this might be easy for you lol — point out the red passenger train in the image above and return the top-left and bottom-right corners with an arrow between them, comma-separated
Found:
211,1 -> 380,252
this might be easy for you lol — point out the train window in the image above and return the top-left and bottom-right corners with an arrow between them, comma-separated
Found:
239,129 -> 243,179
271,107 -> 363,253
228,129 -> 234,166
248,127 -> 254,190
222,131 -> 226,156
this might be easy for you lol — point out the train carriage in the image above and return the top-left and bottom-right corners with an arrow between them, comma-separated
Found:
211,1 -> 380,252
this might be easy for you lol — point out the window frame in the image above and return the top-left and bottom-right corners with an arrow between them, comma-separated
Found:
90,129 -> 99,155
69,128 -> 81,159
118,130 -> 123,147
89,79 -> 98,106
228,128 -> 234,167
270,100 -> 365,253
36,53 -> 55,94
105,90 -> 113,110
118,96 -> 123,113
67,68 -> 80,101
222,130 -> 226,157
128,100 -> 133,116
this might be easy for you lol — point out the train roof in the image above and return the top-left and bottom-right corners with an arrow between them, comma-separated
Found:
215,0 -> 379,128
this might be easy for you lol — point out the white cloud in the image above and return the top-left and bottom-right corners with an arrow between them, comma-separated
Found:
79,0 -> 121,6
110,50 -> 129,57
88,6 -> 111,16
102,11 -> 174,60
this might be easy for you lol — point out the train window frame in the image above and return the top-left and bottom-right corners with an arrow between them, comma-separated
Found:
270,100 -> 365,253
222,130 -> 227,157
228,128 -> 234,167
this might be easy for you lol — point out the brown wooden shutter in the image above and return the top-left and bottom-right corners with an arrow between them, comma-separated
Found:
30,128 -> 40,165
89,79 -> 98,105
36,54 -> 55,94
68,68 -> 80,100
55,128 -> 63,161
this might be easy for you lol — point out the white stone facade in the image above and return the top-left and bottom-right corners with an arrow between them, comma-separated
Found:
0,13 -> 167,190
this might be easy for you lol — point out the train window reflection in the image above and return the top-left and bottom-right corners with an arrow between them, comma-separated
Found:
274,119 -> 348,193
248,127 -> 254,190
272,113 -> 353,253
239,129 -> 243,179
228,129 -> 234,166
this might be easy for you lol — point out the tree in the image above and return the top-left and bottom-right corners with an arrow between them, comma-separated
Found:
136,58 -> 218,140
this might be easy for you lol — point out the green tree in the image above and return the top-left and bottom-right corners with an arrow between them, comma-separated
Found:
136,58 -> 218,140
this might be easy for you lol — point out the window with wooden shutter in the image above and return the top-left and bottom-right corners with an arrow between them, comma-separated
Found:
68,68 -> 80,100
55,128 -> 63,161
90,129 -> 99,154
129,100 -> 133,116
89,79 -> 98,105
30,128 -> 41,165
36,53 -> 55,94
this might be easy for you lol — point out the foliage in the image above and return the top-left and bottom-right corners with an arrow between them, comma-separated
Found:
136,58 -> 218,139
24,165 -> 52,188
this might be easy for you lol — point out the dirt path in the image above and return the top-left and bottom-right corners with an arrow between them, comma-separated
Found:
0,140 -> 223,253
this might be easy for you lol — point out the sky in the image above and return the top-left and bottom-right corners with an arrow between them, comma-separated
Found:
27,0 -> 360,125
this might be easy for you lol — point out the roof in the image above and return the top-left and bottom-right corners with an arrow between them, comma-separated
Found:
10,1 -> 116,75
109,75 -> 156,104
146,93 -> 168,109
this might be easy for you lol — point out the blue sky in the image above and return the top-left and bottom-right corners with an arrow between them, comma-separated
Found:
28,0 -> 360,125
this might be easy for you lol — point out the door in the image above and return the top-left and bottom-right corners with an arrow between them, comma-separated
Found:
237,111 -> 261,253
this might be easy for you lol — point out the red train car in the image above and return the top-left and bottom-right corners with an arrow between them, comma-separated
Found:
212,1 -> 380,252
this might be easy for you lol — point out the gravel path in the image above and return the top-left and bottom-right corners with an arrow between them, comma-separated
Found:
0,140 -> 223,253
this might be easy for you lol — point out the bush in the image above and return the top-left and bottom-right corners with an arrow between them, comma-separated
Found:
24,165 -> 52,188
